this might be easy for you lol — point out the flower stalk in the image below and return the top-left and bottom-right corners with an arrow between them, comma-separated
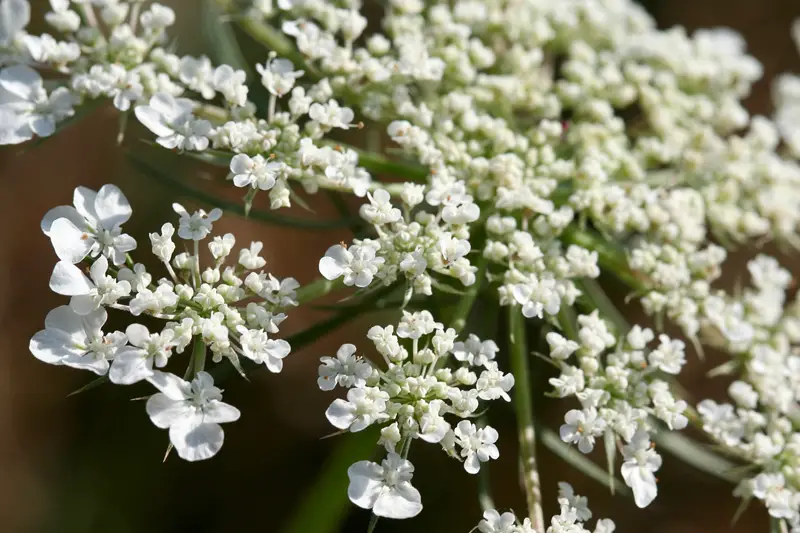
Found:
508,306 -> 545,531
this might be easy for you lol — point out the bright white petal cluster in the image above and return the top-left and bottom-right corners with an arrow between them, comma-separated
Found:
320,311 -> 510,519
32,184 -> 300,461
476,483 -> 615,533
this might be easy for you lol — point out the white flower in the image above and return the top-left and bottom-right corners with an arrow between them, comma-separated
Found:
134,92 -> 211,151
150,223 -> 176,263
178,56 -> 215,99
236,326 -> 290,372
454,421 -> 499,474
452,334 -> 498,367
129,284 -> 179,316
257,57 -> 304,97
29,306 -> 125,375
476,362 -> 515,401
0,65 -> 74,145
49,256 -> 131,315
417,399 -> 451,443
347,453 -> 422,519
172,203 -> 222,240
546,332 -> 579,361
326,386 -> 388,431
45,0 -> 80,33
319,243 -> 384,288
477,509 -> 517,533
238,241 -> 267,270
140,3 -> 176,31
621,429 -> 662,508
109,324 -> 176,384
213,65 -> 248,107
360,189 -> 402,225
41,184 -> 136,265
647,335 -> 686,374
396,310 -> 441,340
559,408 -> 606,454
309,100 -> 354,129
146,370 -> 240,461
318,343 -> 373,391
439,236 -> 470,265
0,0 -> 30,46
230,154 -> 282,190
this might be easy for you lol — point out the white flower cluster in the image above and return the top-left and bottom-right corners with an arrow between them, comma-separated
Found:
30,184 -> 297,460
546,312 -> 688,508
321,311 -> 512,519
692,256 -> 800,527
318,184 -> 479,295
476,482 -> 615,533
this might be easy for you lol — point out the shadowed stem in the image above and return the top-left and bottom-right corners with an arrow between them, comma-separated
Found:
508,307 -> 545,531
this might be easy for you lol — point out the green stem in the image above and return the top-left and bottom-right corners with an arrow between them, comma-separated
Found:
560,225 -> 645,291
185,338 -> 207,379
296,277 -> 344,305
508,307 -> 545,531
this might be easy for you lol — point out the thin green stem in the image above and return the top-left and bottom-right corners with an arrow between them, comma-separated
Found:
508,307 -> 545,531
185,338 -> 207,379
560,225 -> 646,291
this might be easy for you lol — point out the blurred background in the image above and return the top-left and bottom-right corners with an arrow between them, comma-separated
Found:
2,1 -> 800,532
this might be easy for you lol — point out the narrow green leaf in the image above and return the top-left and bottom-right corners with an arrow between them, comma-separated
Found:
202,0 -> 255,79
539,426 -> 631,497
577,278 -> 629,335
66,376 -> 108,397
653,430 -> 743,483
603,430 -> 617,495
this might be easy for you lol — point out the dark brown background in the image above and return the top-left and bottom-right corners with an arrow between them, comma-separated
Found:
1,1 -> 798,532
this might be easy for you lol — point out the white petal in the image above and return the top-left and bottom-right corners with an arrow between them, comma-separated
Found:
134,105 -> 174,137
94,184 -> 132,229
146,394 -> 192,429
347,461 -> 384,509
170,421 -> 224,461
108,347 -> 152,384
50,261 -> 93,296
72,186 -> 99,225
81,307 -> 108,335
43,305 -> 86,338
69,294 -> 99,315
29,328 -> 81,364
0,0 -> 30,44
318,256 -> 344,281
0,107 -> 32,145
125,323 -> 150,347
373,484 -> 423,519
464,453 -> 481,474
40,205 -> 84,235
60,352 -> 109,375
0,65 -> 40,100
203,401 -> 241,424
147,370 -> 190,400
49,218 -> 93,264
621,463 -> 658,508
325,398 -> 356,429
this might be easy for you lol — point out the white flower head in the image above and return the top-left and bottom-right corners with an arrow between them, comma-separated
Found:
135,92 -> 211,151
347,453 -> 422,519
30,306 -> 125,375
172,203 -> 222,241
0,65 -> 74,145
146,370 -> 240,461
318,343 -> 373,391
319,243 -> 384,288
41,184 -> 136,266
621,429 -> 662,508
454,420 -> 499,474
257,57 -> 304,97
